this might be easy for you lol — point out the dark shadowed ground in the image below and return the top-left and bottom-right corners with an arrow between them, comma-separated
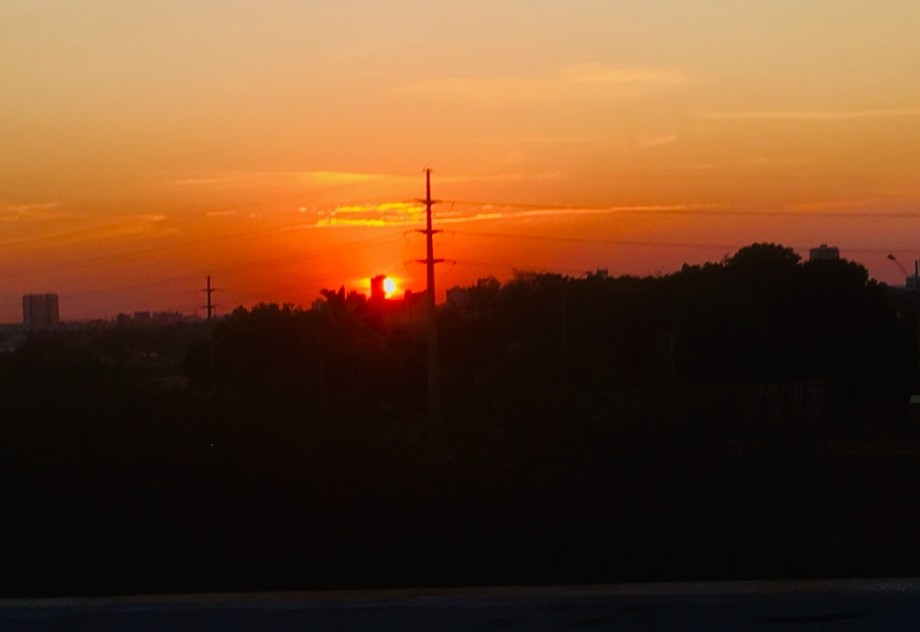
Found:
4,581 -> 920,631
6,251 -> 920,601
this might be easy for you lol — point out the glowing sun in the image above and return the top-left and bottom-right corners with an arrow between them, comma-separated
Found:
383,277 -> 397,296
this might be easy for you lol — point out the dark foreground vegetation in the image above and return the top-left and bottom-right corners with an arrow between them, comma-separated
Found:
4,243 -> 920,598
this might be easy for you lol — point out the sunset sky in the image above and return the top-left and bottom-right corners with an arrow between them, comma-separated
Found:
2,1 -> 919,322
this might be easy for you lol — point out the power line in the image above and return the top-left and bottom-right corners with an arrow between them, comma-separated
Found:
452,229 -> 741,250
54,234 -> 403,302
451,229 -> 920,256
7,194 -> 919,280
13,228 -> 914,312
0,183 -> 378,250
30,223 -> 299,270
244,198 -> 920,222
438,198 -> 920,219
8,226 -> 916,309
455,259 -> 587,276
0,224 -> 297,284
228,273 -> 350,304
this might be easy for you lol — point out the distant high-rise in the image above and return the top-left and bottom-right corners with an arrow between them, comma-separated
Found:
809,244 -> 840,262
370,275 -> 387,302
22,293 -> 60,331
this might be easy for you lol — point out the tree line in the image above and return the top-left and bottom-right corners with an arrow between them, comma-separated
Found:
2,243 -> 920,597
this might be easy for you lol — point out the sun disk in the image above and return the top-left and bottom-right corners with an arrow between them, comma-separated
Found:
383,277 -> 397,296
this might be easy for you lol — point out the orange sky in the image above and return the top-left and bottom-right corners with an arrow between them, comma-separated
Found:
2,1 -> 920,322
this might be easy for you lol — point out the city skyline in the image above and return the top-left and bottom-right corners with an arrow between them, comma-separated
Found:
3,1 -> 920,321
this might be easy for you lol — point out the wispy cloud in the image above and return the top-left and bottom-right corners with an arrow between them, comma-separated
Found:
164,177 -> 233,187
637,134 -> 679,150
403,63 -> 689,104
752,156 -> 810,166
305,201 -> 716,228
438,172 -> 562,184
163,170 -> 408,189
486,204 -> 717,221
18,214 -> 171,249
0,201 -> 67,222
313,202 -> 425,228
87,214 -> 170,240
303,171 -> 392,185
701,108 -> 920,121
469,135 -> 597,146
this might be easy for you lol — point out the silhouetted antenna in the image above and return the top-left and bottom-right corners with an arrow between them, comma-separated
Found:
415,169 -> 444,423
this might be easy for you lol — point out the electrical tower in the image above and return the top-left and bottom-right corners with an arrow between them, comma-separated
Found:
201,275 -> 218,321
200,275 -> 219,392
416,169 -> 444,422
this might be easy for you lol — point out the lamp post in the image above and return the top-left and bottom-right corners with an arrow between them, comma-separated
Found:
888,254 -> 920,292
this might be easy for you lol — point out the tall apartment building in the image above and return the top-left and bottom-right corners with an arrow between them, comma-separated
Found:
22,293 -> 60,331
809,244 -> 840,262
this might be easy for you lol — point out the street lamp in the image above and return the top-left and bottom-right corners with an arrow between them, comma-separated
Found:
888,254 -> 919,291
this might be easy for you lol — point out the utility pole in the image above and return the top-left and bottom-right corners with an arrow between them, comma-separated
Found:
915,261 -> 920,393
417,169 -> 444,422
202,275 -> 217,322
892,255 -> 920,393
200,275 -> 219,392
915,260 -> 920,294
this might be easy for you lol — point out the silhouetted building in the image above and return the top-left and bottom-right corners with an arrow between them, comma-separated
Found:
370,275 -> 387,302
809,244 -> 840,262
446,287 -> 470,310
152,311 -> 183,325
905,260 -> 920,291
22,293 -> 59,331
369,286 -> 426,327
397,290 -> 426,327
125,310 -> 185,326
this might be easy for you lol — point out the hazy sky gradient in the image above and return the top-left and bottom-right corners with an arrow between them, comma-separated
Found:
2,1 -> 919,320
